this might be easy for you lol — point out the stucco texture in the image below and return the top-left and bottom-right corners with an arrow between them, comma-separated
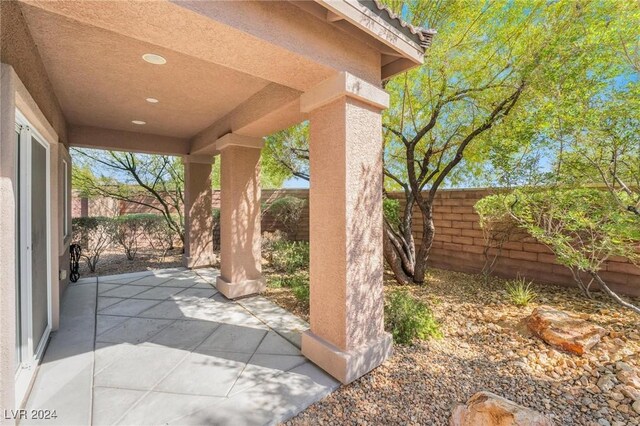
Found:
308,96 -> 384,352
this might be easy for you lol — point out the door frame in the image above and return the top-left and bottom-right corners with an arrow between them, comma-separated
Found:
14,108 -> 52,405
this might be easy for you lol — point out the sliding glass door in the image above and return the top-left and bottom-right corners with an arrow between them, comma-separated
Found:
14,110 -> 52,404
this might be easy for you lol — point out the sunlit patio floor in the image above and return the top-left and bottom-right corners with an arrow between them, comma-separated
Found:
23,268 -> 338,425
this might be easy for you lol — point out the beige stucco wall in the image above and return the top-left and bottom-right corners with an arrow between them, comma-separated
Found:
0,62 -> 19,423
1,2 -> 70,412
0,1 -> 67,145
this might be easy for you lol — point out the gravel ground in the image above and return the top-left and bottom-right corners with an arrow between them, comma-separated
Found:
263,268 -> 640,426
77,247 -> 184,278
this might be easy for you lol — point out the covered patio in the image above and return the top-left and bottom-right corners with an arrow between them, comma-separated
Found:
24,268 -> 337,425
0,0 -> 432,418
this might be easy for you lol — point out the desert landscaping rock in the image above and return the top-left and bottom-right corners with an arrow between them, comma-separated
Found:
525,306 -> 607,355
449,391 -> 554,426
277,269 -> 640,426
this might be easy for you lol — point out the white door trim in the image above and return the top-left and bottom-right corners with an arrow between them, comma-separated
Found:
14,108 -> 52,406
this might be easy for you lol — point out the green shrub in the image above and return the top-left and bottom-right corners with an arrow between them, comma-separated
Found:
505,276 -> 536,306
385,289 -> 442,344
270,240 -> 309,273
113,214 -> 159,260
144,216 -> 175,258
266,272 -> 309,304
263,196 -> 306,239
72,217 -> 114,272
291,279 -> 310,305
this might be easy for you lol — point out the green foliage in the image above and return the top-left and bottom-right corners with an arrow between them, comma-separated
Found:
267,273 -> 310,305
212,208 -> 221,222
291,279 -> 310,305
263,196 -> 306,239
477,189 -> 640,272
505,277 -> 537,307
72,217 -> 114,272
71,149 -> 185,244
113,214 -> 163,260
263,123 -> 310,182
383,198 -> 401,229
476,188 -> 640,312
144,217 -> 176,258
384,289 -> 442,345
270,240 -> 310,274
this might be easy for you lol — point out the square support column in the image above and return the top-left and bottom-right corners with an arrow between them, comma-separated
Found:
182,155 -> 215,269
215,134 -> 265,299
300,72 -> 392,384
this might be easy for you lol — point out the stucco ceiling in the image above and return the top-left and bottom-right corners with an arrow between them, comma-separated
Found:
20,4 -> 271,139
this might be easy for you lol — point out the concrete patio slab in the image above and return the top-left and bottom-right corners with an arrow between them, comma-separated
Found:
23,268 -> 339,425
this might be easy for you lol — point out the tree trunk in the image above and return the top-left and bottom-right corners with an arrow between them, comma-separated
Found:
412,205 -> 435,284
383,194 -> 436,286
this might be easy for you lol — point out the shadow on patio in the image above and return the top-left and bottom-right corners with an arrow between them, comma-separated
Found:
22,268 -> 338,426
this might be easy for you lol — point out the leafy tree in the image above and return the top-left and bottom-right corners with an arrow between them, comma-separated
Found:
73,147 -> 293,248
269,0 -> 598,285
72,149 -> 185,246
476,189 -> 640,314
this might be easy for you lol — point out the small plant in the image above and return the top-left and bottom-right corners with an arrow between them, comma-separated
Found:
505,276 -> 537,306
270,240 -> 309,273
266,272 -> 309,305
385,289 -> 442,345
72,217 -> 114,272
113,214 -> 158,260
289,274 -> 310,305
144,216 -> 175,259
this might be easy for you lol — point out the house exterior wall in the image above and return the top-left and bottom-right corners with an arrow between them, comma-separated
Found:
1,3 -> 70,413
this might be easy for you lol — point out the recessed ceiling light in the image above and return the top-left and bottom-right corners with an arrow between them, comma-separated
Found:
146,97 -> 159,104
142,53 -> 166,65
132,120 -> 146,125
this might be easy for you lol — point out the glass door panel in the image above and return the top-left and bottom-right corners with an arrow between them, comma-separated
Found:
30,136 -> 48,349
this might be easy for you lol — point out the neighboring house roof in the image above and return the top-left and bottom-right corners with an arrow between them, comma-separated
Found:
366,0 -> 436,49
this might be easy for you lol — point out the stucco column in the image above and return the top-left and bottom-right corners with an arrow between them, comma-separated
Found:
215,134 -> 265,299
300,72 -> 391,384
182,155 -> 215,269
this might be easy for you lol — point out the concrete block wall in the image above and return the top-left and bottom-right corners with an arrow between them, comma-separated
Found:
72,188 -> 639,296
399,188 -> 640,297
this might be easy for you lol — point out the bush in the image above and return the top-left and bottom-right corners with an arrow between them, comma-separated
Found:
270,240 -> 309,273
113,214 -> 159,260
262,230 -> 287,260
263,196 -> 306,239
72,217 -> 114,272
476,188 -> 640,314
385,289 -> 442,345
268,273 -> 310,305
144,216 -> 175,259
505,276 -> 536,306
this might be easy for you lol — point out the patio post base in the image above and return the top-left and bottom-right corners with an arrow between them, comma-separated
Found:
183,254 -> 215,269
301,330 -> 393,384
216,276 -> 266,299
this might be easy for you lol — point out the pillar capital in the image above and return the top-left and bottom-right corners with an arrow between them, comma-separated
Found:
215,133 -> 264,151
182,154 -> 215,165
300,71 -> 390,113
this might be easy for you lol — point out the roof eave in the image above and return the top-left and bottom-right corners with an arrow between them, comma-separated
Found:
313,0 -> 429,69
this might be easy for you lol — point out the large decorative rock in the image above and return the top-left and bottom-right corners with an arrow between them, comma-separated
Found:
450,391 -> 554,426
525,306 -> 606,355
